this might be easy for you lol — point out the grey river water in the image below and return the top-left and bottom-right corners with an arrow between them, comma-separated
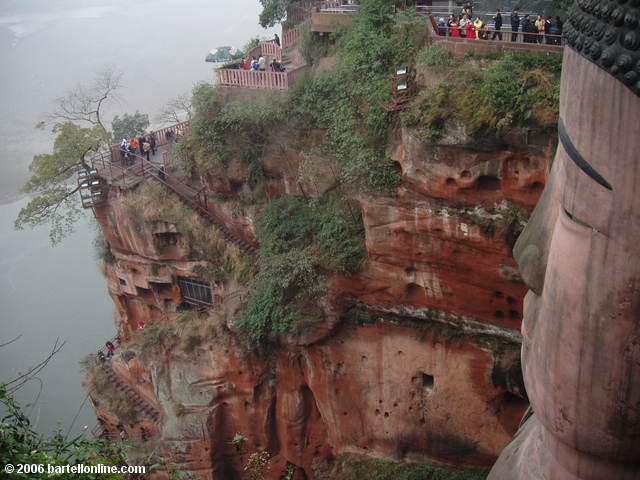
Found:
0,0 -> 275,434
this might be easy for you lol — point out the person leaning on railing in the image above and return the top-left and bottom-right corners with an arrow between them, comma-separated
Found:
474,17 -> 489,40
521,14 -> 533,43
535,15 -> 546,44
450,18 -> 461,38
549,16 -> 563,45
459,14 -> 470,38
510,8 -> 520,42
491,9 -> 503,41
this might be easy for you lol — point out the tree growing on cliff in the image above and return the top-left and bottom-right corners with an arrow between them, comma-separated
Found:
111,110 -> 149,142
257,0 -> 308,28
0,384 -> 130,479
15,67 -> 121,244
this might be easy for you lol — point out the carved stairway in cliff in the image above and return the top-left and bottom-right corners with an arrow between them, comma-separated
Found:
144,164 -> 259,257
89,144 -> 259,258
100,361 -> 161,423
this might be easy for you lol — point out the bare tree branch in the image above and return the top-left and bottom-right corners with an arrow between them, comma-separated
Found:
46,66 -> 123,132
5,338 -> 66,394
0,334 -> 22,348
157,92 -> 192,125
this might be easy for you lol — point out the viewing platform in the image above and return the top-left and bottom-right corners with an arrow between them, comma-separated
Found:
81,120 -> 259,256
216,27 -> 308,90
214,1 -> 565,92
427,17 -> 564,55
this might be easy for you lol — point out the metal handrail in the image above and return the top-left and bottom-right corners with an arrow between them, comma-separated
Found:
96,146 -> 258,255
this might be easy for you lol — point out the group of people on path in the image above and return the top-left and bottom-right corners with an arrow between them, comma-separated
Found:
119,132 -> 157,165
508,8 -> 563,44
95,322 -> 146,363
238,56 -> 285,72
96,337 -> 120,362
437,6 -> 563,45
233,35 -> 285,73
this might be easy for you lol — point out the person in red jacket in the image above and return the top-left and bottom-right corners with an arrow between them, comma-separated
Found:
466,22 -> 476,39
129,137 -> 139,154
451,19 -> 461,37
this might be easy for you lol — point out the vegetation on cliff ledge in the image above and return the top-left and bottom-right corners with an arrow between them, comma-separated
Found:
123,182 -> 244,272
186,0 -> 425,197
238,195 -> 365,345
1,384 -> 128,480
331,453 -> 488,480
404,45 -> 562,140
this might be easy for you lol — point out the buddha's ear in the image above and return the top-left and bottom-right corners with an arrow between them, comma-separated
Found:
515,156 -> 563,296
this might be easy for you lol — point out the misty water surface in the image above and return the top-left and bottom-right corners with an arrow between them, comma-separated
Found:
0,0 -> 275,434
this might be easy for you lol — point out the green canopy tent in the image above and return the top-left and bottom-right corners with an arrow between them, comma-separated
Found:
205,46 -> 243,63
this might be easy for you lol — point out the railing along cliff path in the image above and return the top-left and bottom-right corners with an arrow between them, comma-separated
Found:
428,15 -> 565,54
85,123 -> 258,257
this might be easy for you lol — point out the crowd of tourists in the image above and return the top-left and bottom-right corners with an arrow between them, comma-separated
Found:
237,55 -> 286,72
119,132 -> 157,165
436,5 -> 563,45
227,34 -> 286,73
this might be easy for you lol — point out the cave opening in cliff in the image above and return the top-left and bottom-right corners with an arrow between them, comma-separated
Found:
477,175 -> 501,191
412,373 -> 434,396
421,373 -> 434,394
531,181 -> 544,193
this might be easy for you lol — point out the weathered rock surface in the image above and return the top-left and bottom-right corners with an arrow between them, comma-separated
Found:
87,110 -> 552,478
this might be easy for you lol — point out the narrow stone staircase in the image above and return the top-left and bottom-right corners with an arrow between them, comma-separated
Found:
103,150 -> 259,258
151,169 -> 259,257
100,360 -> 161,423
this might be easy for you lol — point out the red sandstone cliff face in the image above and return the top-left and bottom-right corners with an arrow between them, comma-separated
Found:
86,121 -> 552,479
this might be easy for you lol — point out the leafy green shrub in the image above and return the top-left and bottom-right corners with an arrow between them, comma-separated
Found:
406,52 -> 561,138
284,0 -> 427,195
460,54 -> 561,134
237,195 -> 365,345
174,310 -> 227,352
494,203 -> 529,250
463,50 -> 504,61
1,384 -> 127,480
300,24 -> 329,65
189,84 -> 285,176
402,83 -> 453,141
93,230 -> 115,264
417,44 -> 456,68
193,262 -> 234,282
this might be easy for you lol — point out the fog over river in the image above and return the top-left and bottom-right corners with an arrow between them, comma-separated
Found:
0,0 -> 275,434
